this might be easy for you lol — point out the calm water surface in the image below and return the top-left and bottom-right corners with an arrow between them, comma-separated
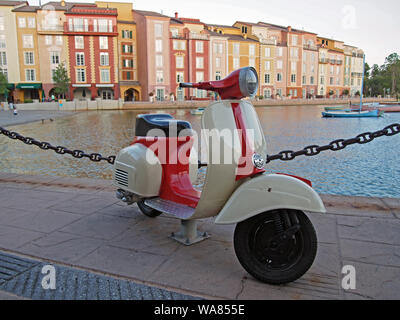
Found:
0,105 -> 399,198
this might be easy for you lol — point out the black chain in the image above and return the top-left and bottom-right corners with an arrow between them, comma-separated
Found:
0,126 -> 116,165
1,123 -> 399,166
265,123 -> 400,164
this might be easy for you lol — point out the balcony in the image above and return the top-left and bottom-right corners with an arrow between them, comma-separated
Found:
303,44 -> 318,51
37,23 -> 64,33
171,33 -> 186,40
260,38 -> 276,45
64,22 -> 117,34
189,32 -> 209,40
319,58 -> 329,64
351,72 -> 363,77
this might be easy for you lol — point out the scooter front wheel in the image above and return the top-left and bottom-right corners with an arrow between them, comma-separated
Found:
234,209 -> 317,285
137,200 -> 162,218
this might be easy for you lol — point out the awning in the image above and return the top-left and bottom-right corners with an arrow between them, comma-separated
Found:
7,84 -> 15,90
16,83 -> 42,89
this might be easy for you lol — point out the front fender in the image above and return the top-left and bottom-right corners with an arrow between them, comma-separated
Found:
214,173 -> 326,224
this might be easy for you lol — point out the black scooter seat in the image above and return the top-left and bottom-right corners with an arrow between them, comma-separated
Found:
135,114 -> 192,137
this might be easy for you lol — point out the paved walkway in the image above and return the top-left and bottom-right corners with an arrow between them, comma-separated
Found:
0,110 -> 75,127
0,172 -> 399,300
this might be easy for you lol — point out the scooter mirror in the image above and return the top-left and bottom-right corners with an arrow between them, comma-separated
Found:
178,67 -> 259,100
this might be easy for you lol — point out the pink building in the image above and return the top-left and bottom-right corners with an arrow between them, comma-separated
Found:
133,10 -> 171,101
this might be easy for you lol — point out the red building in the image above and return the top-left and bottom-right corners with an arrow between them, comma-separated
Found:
169,14 -> 210,100
64,4 -> 119,100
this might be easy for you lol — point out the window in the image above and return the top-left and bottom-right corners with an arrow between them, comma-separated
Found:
155,23 -> 163,37
84,19 -> 88,32
302,75 -> 306,85
291,61 -> 296,71
100,52 -> 109,66
330,77 -> 334,85
75,36 -> 84,49
0,17 -> 4,31
277,73 -> 282,82
25,69 -> 35,81
18,17 -> 26,28
55,36 -> 63,45
176,56 -> 184,68
311,64 -> 315,73
196,41 -> 203,53
215,71 -> 221,80
216,57 -> 221,68
98,19 -> 108,32
277,60 -> 283,69
310,76 -> 314,84
99,37 -> 108,49
24,52 -> 34,65
100,69 -> 110,82
0,35 -> 5,49
122,44 -> 133,53
123,59 -> 133,68
264,89 -> 271,98
249,58 -> 255,68
73,18 -> 84,32
277,47 -> 283,57
156,55 -> 163,67
265,47 -> 271,57
156,70 -> 163,83
50,52 -> 60,65
320,77 -> 324,85
277,88 -> 282,97
0,52 -> 7,66
51,69 -> 56,81
155,39 -> 162,52
176,72 -> 184,83
93,19 -> 97,32
233,57 -> 239,69
27,17 -> 35,29
76,68 -> 86,82
264,73 -> 270,84
196,57 -> 204,69
76,52 -> 85,66
233,43 -> 240,55
171,28 -> 178,37
108,20 -> 113,33
249,45 -> 255,56
23,35 -> 34,48
68,18 -> 73,31
196,71 -> 204,82
218,43 -> 223,54
126,71 -> 132,80
173,40 -> 185,50
45,35 -> 52,45
156,88 -> 164,101
292,35 -> 298,46
291,74 -> 296,83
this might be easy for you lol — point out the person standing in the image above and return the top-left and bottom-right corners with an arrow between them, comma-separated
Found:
13,106 -> 18,116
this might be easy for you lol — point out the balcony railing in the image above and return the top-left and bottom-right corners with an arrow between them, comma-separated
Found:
303,44 -> 318,50
37,23 -> 64,32
64,22 -> 117,34
189,32 -> 209,40
319,58 -> 329,64
351,72 -> 363,77
260,38 -> 276,45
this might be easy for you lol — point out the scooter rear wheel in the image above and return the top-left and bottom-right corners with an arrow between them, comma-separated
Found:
234,209 -> 317,285
137,200 -> 162,218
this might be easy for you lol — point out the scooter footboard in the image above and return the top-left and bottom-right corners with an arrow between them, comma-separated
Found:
214,173 -> 326,224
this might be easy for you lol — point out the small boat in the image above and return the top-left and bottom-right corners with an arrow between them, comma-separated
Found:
190,108 -> 205,115
362,104 -> 400,113
324,106 -> 351,111
322,109 -> 384,118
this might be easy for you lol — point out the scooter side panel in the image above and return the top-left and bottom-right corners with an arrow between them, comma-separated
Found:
214,174 -> 326,224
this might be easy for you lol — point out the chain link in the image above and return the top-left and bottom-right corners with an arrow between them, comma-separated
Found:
266,123 -> 400,164
0,126 -> 116,165
1,123 -> 399,166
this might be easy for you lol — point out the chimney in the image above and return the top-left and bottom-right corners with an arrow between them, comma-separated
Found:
175,12 -> 178,19
61,0 -> 66,6
287,26 -> 292,32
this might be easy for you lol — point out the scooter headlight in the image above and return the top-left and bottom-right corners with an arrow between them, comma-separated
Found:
252,153 -> 265,169
239,67 -> 259,98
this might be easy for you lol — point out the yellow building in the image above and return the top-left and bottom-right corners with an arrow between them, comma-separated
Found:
96,1 -> 141,101
13,4 -> 43,102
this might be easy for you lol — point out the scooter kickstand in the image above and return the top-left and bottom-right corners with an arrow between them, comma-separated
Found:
170,219 -> 210,246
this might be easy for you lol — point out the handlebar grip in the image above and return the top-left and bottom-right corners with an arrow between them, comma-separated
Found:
179,82 -> 194,88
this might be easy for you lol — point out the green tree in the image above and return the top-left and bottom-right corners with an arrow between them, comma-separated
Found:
0,69 -> 9,102
52,63 -> 70,99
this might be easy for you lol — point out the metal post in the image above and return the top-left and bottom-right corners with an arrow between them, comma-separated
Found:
170,220 -> 209,246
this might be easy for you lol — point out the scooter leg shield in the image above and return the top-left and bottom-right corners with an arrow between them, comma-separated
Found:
214,173 -> 326,225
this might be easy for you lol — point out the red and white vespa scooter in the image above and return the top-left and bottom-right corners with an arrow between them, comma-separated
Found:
113,67 -> 326,284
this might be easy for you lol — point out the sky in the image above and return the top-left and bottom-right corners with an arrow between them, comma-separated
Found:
28,0 -> 400,67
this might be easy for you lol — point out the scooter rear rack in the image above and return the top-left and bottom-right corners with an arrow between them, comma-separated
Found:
144,198 -> 209,245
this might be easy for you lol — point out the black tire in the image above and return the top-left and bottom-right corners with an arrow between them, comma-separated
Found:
137,200 -> 162,218
234,209 -> 317,285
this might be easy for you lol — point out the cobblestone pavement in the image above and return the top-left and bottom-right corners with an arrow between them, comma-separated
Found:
0,110 -> 75,127
0,172 -> 399,300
